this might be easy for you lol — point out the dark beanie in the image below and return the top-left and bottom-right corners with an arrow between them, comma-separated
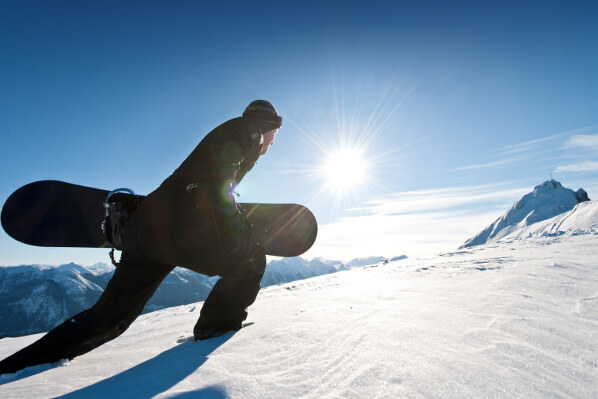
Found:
243,100 -> 282,130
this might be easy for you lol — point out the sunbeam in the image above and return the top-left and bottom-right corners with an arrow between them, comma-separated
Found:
254,64 -> 425,223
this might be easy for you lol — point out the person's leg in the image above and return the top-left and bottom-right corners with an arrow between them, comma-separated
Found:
129,194 -> 267,339
193,249 -> 266,339
0,254 -> 173,375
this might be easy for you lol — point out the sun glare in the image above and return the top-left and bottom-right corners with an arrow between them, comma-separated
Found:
276,69 -> 413,219
323,148 -> 368,190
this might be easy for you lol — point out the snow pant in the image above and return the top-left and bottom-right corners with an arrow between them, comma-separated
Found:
0,199 -> 266,375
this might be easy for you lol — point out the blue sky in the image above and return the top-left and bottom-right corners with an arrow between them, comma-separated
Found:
1,1 -> 597,264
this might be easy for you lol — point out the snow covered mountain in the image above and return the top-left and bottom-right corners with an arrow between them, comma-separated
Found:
261,256 -> 394,286
462,179 -> 590,247
501,199 -> 598,241
262,257 -> 339,286
0,255 -> 404,337
0,263 -> 109,338
1,231 -> 596,397
0,264 -> 214,338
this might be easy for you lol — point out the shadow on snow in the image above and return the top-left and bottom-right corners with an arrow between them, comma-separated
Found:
47,333 -> 235,398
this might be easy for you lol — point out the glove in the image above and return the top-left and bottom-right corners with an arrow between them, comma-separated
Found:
214,206 -> 257,258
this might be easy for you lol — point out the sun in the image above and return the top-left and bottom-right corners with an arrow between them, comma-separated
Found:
322,148 -> 368,191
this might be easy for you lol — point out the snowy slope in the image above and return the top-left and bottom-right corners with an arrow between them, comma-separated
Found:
462,180 -> 589,248
1,234 -> 597,398
501,200 -> 598,242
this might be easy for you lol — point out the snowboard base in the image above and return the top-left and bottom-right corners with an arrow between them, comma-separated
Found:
2,181 -> 317,258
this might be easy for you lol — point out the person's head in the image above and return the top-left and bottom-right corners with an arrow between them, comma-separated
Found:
243,100 -> 282,156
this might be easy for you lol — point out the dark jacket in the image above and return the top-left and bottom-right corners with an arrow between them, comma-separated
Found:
155,116 -> 264,207
126,116 -> 269,270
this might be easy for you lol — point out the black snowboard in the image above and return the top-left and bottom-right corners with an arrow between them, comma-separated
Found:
1,180 -> 317,257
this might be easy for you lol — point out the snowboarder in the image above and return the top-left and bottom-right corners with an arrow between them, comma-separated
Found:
0,100 -> 282,375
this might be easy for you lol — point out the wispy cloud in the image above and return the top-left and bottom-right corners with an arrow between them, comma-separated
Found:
553,133 -> 598,174
554,161 -> 598,173
498,129 -> 576,156
451,157 -> 523,172
305,182 -> 529,260
500,125 -> 598,156
454,125 -> 598,173
564,134 -> 598,152
354,182 -> 527,215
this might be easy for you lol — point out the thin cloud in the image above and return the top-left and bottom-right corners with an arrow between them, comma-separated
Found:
355,182 -> 528,215
305,209 -> 507,260
451,157 -> 522,172
564,134 -> 598,152
454,125 -> 598,173
499,125 -> 598,156
305,182 -> 529,260
553,133 -> 598,174
554,161 -> 598,173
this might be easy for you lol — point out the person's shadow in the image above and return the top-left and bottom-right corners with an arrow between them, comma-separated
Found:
53,334 -> 233,398
1,333 -> 233,398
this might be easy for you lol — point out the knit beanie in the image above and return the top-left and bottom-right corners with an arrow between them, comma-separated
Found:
242,100 -> 282,130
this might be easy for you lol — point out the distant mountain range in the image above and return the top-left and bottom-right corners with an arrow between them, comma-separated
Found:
0,255 -> 405,338
262,255 -> 406,286
461,180 -> 591,248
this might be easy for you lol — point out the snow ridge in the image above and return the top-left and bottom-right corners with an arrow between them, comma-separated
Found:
502,200 -> 598,241
462,179 -> 590,247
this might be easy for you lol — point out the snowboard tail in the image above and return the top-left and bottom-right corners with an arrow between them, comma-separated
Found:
1,180 -> 317,257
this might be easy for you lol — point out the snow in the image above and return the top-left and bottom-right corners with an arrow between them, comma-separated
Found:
1,233 -> 597,398
503,200 -> 598,241
462,180 -> 590,248
86,263 -> 115,274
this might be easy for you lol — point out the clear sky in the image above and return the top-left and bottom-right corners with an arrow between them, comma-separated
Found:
1,0 -> 597,265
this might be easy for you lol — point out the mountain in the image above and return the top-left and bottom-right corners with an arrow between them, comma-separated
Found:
261,256 -> 401,286
501,199 -> 598,241
346,256 -> 388,267
0,265 -> 214,338
461,179 -> 590,248
262,257 -> 337,286
0,264 -> 109,338
1,231 -> 596,397
0,255 -> 405,337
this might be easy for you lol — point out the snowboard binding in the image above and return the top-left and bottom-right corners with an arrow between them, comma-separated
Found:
101,188 -> 140,262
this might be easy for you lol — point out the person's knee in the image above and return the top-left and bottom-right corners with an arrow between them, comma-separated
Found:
85,301 -> 140,339
221,245 -> 266,278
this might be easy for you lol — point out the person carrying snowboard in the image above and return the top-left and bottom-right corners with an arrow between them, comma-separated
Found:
0,100 -> 282,375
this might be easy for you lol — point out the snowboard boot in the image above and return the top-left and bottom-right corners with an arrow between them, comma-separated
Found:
193,323 -> 242,341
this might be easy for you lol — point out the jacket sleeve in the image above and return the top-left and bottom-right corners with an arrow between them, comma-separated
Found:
206,129 -> 264,260
208,130 -> 263,208
232,132 -> 263,190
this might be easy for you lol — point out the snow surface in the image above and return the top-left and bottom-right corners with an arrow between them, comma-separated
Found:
502,200 -> 598,242
1,233 -> 597,398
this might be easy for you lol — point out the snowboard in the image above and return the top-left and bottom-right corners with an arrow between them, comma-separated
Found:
1,180 -> 317,257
